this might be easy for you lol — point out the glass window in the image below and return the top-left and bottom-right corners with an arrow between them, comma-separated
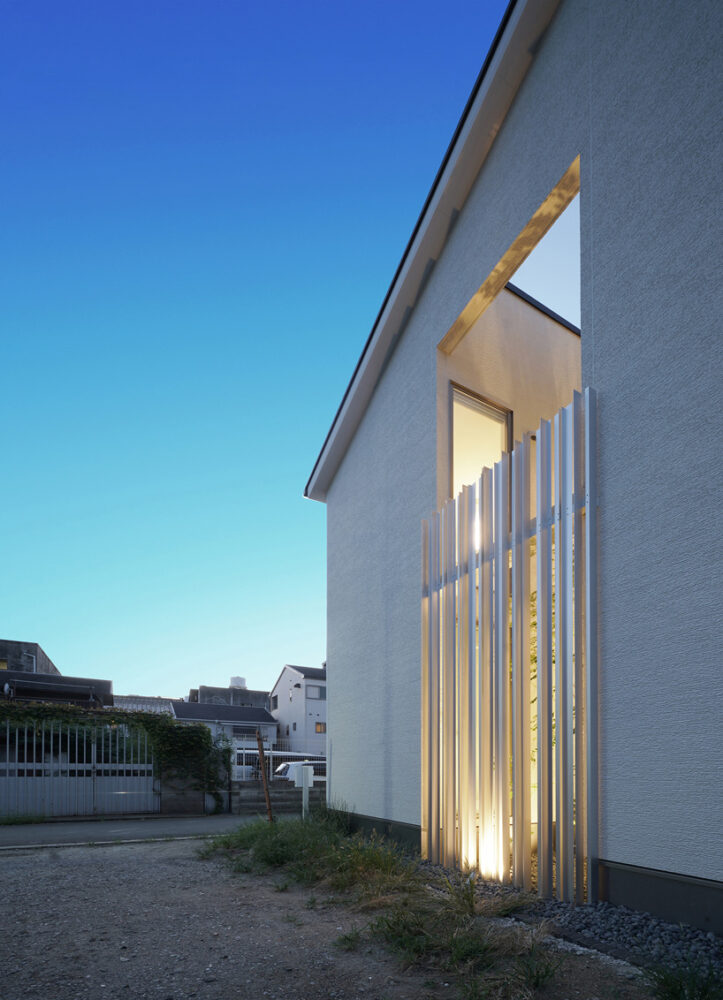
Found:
315,722 -> 326,734
307,685 -> 326,700
451,387 -> 509,497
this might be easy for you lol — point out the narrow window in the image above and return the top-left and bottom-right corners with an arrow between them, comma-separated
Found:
451,387 -> 510,497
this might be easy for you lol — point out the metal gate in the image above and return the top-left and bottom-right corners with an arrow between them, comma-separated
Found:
0,719 -> 159,817
421,388 -> 598,902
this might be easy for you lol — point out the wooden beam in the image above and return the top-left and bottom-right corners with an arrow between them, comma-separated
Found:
438,156 -> 580,355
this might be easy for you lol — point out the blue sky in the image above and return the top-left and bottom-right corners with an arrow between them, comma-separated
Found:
1,1 -> 578,697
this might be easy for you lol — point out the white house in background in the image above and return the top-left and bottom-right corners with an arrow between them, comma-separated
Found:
170,701 -> 277,749
304,0 -> 722,932
269,664 -> 327,754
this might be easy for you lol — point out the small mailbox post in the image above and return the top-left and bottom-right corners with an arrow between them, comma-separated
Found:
294,763 -> 315,819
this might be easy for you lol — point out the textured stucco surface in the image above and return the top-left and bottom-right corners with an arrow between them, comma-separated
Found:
323,0 -> 723,880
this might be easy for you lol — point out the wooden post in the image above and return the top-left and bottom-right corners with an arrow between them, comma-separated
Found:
256,729 -> 274,824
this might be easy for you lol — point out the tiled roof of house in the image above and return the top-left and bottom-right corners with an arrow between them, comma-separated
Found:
114,695 -> 175,714
171,702 -> 276,724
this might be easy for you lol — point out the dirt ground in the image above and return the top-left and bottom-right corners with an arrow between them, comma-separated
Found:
0,839 -> 650,1000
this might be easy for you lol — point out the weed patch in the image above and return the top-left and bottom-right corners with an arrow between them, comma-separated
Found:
0,813 -> 46,826
203,810 -> 647,999
205,810 -> 418,902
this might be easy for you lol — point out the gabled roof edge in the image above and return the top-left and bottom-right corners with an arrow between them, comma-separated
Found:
305,0 -> 561,502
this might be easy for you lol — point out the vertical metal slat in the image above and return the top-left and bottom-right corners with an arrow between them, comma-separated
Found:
494,455 -> 510,882
584,387 -> 599,902
572,391 -> 587,903
421,519 -> 430,860
536,417 -> 554,897
430,513 -> 441,863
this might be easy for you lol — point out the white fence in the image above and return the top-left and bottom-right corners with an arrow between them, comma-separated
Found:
0,720 -> 158,817
232,743 -> 326,783
421,388 -> 598,902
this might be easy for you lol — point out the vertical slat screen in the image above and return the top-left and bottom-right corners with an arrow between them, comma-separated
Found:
421,390 -> 598,898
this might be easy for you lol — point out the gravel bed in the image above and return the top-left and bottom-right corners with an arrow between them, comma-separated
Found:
418,859 -> 723,977
532,897 -> 723,975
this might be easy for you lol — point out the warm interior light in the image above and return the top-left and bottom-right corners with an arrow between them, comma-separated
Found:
452,390 -> 507,498
478,824 -> 497,878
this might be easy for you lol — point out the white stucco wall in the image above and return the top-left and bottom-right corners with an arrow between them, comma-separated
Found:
324,0 -> 722,879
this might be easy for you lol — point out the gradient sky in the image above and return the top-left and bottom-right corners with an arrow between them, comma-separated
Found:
1,1 -> 579,698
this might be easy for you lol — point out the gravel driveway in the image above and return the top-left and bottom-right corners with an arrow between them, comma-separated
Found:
1,835 -> 673,1000
0,838 -> 440,1000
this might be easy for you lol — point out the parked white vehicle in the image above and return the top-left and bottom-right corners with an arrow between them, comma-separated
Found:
273,760 -> 325,783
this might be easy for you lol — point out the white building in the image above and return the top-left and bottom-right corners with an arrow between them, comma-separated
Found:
305,0 -> 722,932
269,664 -> 327,755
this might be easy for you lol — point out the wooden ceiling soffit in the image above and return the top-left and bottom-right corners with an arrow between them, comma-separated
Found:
438,156 -> 580,355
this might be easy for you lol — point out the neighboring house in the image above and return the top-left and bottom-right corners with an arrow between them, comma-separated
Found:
188,678 -> 269,710
305,1 -> 721,931
2,670 -> 113,707
269,665 -> 326,754
170,701 -> 277,749
113,695 -> 175,714
0,640 -> 112,706
0,640 -> 60,675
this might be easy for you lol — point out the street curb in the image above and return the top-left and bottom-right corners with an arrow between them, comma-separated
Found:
0,834 -> 215,852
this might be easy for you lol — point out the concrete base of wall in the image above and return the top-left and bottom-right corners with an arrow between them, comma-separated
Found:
345,811 -> 422,852
599,859 -> 723,936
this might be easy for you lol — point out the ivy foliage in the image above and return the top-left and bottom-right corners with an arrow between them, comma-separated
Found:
0,701 -> 231,808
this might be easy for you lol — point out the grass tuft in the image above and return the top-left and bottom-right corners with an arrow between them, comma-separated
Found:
370,904 -> 434,963
513,937 -> 559,989
645,961 -> 723,1000
441,871 -> 478,918
335,926 -> 363,952
443,921 -> 495,971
